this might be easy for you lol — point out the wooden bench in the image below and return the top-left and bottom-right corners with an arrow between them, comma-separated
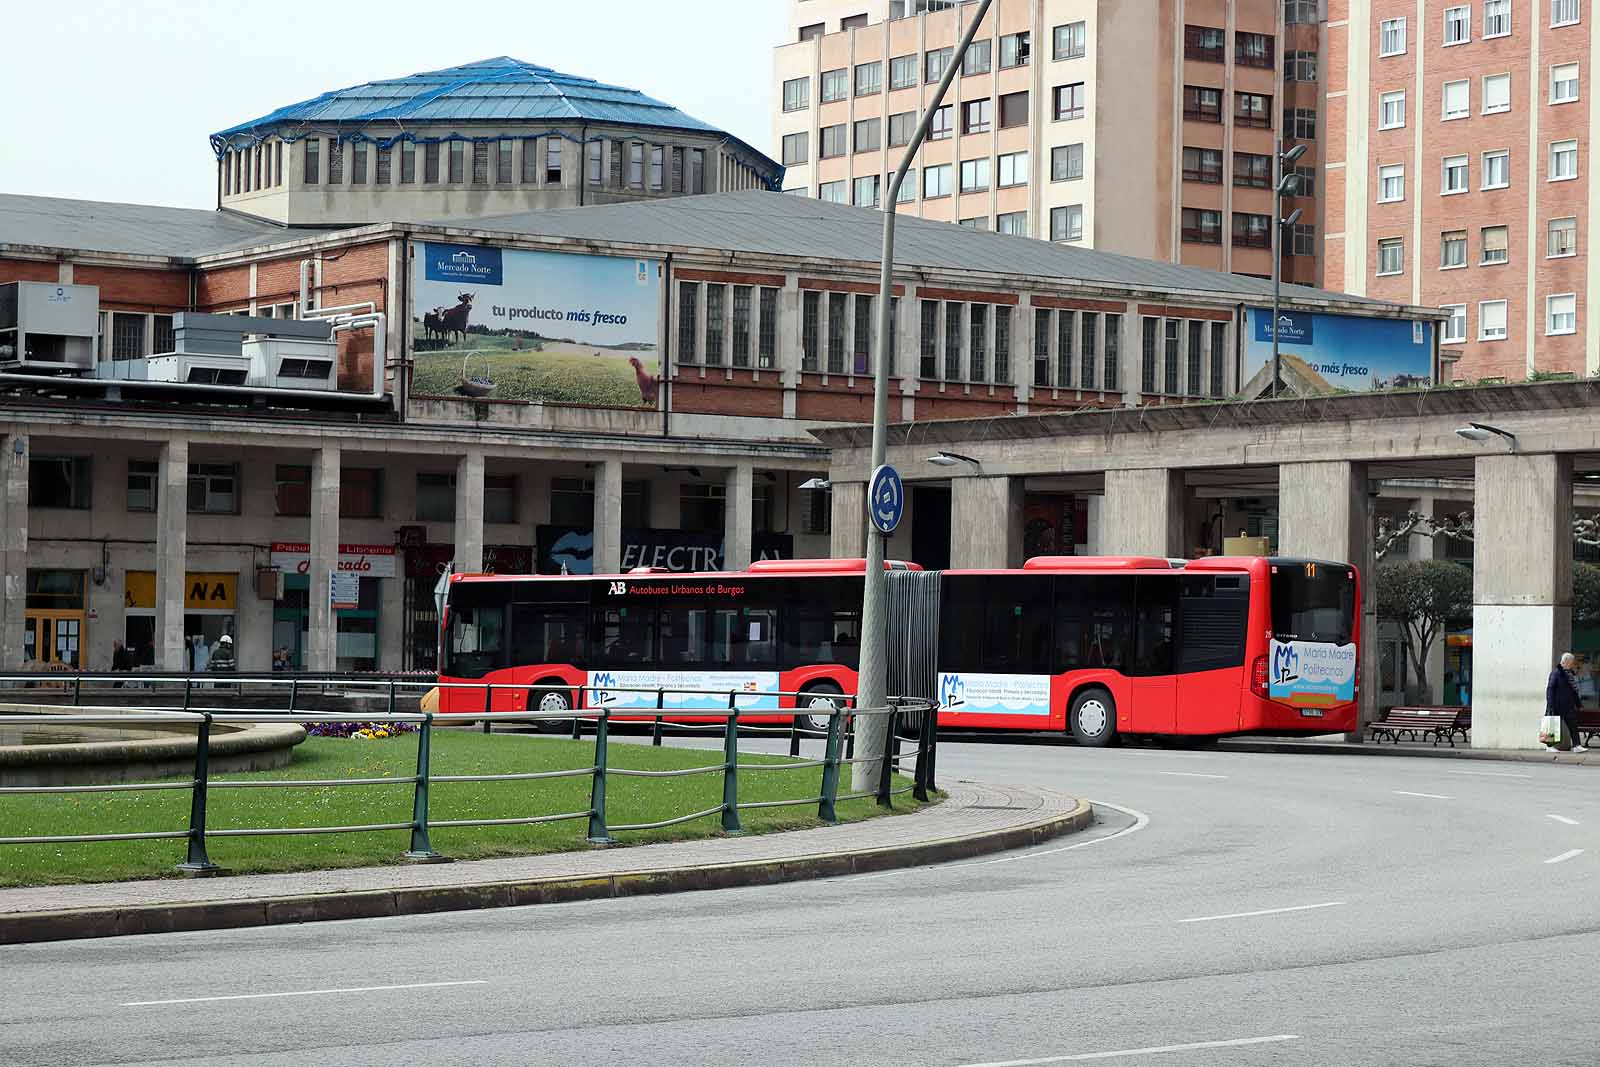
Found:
1577,709 -> 1600,747
1370,706 -> 1471,747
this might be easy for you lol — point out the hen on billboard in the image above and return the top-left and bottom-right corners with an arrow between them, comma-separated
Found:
412,243 -> 663,409
1241,308 -> 1434,393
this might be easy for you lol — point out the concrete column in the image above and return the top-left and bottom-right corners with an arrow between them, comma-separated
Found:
307,444 -> 340,673
950,476 -> 1023,568
723,463 -> 754,571
155,438 -> 188,671
378,574 -> 405,672
830,482 -> 866,557
593,457 -> 623,574
453,451 -> 485,573
1120,313 -> 1141,407
1101,469 -> 1183,557
1473,452 -> 1573,749
0,435 -> 28,668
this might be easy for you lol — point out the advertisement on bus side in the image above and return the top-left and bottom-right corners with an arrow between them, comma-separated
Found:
586,669 -> 781,712
937,672 -> 1052,717
1268,639 -> 1357,705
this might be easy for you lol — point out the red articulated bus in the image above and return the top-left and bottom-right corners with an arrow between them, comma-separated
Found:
435,558 -> 919,727
935,555 -> 1361,743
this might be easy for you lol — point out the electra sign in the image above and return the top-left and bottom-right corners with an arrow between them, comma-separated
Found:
270,543 -> 397,579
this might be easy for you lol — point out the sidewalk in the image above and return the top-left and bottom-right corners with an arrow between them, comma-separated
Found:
1220,737 -> 1598,765
0,782 -> 1090,945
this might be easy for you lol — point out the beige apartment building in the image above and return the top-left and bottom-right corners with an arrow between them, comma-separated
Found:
1327,0 -> 1600,382
774,0 -> 1326,285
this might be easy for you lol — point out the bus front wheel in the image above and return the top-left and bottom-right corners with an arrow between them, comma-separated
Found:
531,686 -> 575,734
1069,688 -> 1118,747
797,683 -> 843,735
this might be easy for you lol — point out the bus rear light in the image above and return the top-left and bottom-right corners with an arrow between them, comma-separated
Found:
1251,655 -> 1268,699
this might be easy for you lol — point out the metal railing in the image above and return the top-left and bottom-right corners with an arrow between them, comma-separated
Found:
0,681 -> 938,874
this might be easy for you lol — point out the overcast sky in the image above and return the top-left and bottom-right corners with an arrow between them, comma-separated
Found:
0,0 -> 784,210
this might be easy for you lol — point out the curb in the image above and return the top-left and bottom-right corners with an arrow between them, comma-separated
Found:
1220,739 -> 1597,765
0,797 -> 1094,945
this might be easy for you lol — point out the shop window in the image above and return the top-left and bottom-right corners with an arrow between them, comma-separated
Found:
29,456 -> 90,509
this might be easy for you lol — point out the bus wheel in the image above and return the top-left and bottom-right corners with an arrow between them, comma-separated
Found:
1069,688 -> 1118,747
797,683 -> 843,735
531,687 -> 574,734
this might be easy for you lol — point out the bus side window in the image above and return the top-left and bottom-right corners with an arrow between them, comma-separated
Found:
1054,575 -> 1133,671
828,611 -> 861,670
940,576 -> 984,670
712,608 -> 777,667
591,607 -> 655,666
784,606 -> 829,667
1178,574 -> 1249,671
657,603 -> 707,665
1132,576 -> 1177,676
982,576 -> 1052,672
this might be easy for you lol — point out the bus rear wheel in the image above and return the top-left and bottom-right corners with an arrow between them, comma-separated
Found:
796,683 -> 843,735
1069,688 -> 1118,747
530,686 -> 575,734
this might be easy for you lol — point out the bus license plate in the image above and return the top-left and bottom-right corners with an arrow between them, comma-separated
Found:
1299,708 -> 1324,718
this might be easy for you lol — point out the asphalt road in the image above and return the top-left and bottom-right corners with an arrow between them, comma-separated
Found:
3,739 -> 1598,1066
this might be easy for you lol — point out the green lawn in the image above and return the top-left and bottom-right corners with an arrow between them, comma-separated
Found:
0,731 -> 928,887
411,339 -> 657,407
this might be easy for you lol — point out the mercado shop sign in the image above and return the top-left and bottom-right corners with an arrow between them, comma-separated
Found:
125,572 -> 238,611
270,543 -> 397,579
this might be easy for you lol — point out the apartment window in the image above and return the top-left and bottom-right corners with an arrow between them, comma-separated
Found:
962,39 -> 992,76
1553,62 -> 1580,102
921,301 -> 939,380
758,288 -> 778,369
677,283 -> 698,364
819,180 -> 847,203
1032,309 -> 1050,386
890,55 -> 917,90
1483,149 -> 1510,188
888,111 -> 915,147
1380,17 -> 1408,55
705,285 -> 725,366
1164,320 -> 1180,394
1551,138 -> 1579,179
999,91 -> 1029,129
782,77 -> 809,112
586,141 -> 603,185
1287,0 -> 1319,23
1442,304 -> 1468,343
1549,293 -> 1578,334
1185,25 -> 1225,62
1482,224 -> 1511,263
1549,215 -> 1579,256
967,303 -> 988,382
960,157 -> 991,192
782,132 -> 807,166
517,139 -> 538,184
826,292 -> 847,375
110,312 -> 145,360
187,463 -> 238,515
997,211 -> 1028,236
304,138 -> 320,184
841,13 -> 868,30
1051,204 -> 1084,242
926,47 -> 953,83
1052,143 -> 1084,181
1444,5 -> 1471,44
1553,0 -> 1581,25
1485,0 -> 1512,36
962,99 -> 992,134
1183,85 -> 1222,123
1185,147 -> 1223,183
626,142 -> 643,188
472,141 -> 490,184
448,140 -> 464,183
646,145 -> 663,192
1140,318 -> 1157,393
1105,314 -> 1122,392
1000,31 -> 1030,68
1379,163 -> 1405,201
1443,154 -> 1469,193
329,138 -> 344,183
1284,50 -> 1317,81
1181,207 -> 1223,244
1377,237 -> 1405,275
731,286 -> 752,368
1293,165 -> 1317,198
607,140 -> 623,189
127,460 -> 157,513
1053,83 -> 1086,121
1053,21 -> 1086,60
930,105 -> 954,140
802,290 -> 820,372
894,169 -> 916,202
1380,90 -> 1406,129
854,118 -> 881,152
854,174 -> 881,207
1441,230 -> 1468,267
152,314 -> 174,354
944,302 -> 963,380
1479,299 -> 1509,339
1080,313 -> 1099,390
960,217 -> 987,230
923,163 -> 953,198
799,22 -> 824,40
1291,222 -> 1316,256
424,142 -> 440,183
1232,151 -> 1269,188
1443,80 -> 1470,120
1285,107 -> 1318,140
30,457 -> 91,509
820,124 -> 846,159
852,294 -> 873,376
821,68 -> 848,103
493,138 -> 511,184
1185,322 -> 1202,396
1483,73 -> 1511,113
1235,92 -> 1271,128
992,150 -> 1028,189
855,61 -> 882,96
1236,31 -> 1273,68
349,142 -> 369,185
1234,212 -> 1272,249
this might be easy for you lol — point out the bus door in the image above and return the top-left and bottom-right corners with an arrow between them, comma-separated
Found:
1128,576 -> 1177,733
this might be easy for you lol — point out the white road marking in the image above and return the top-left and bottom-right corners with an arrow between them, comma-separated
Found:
1393,790 -> 1453,800
1448,769 -> 1532,779
1158,771 -> 1230,779
1545,849 -> 1585,866
1180,901 -> 1345,924
122,979 -> 488,1007
1546,814 -> 1580,826
956,1034 -> 1301,1065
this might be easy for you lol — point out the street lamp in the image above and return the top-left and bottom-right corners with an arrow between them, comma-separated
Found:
926,451 -> 982,469
1270,141 -> 1308,398
799,477 -> 832,491
1455,422 -> 1517,448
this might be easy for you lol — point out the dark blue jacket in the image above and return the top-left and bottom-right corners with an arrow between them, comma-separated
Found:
1546,668 -> 1580,717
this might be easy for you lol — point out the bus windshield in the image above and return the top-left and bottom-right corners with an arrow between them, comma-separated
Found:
1269,563 -> 1355,645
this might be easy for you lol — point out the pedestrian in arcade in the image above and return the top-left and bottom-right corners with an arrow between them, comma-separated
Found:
1544,652 -> 1587,753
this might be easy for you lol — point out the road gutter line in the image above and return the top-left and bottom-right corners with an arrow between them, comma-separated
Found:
1448,769 -> 1532,779
1179,902 -> 1344,924
1158,771 -> 1230,780
1393,791 -> 1453,799
121,979 -> 488,1007
955,1033 -> 1301,1065
1546,814 -> 1580,826
1545,849 -> 1585,865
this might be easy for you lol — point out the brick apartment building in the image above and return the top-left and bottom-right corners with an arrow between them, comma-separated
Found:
774,0 -> 1327,286
1326,0 -> 1600,381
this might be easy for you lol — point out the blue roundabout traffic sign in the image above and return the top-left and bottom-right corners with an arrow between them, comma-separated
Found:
868,464 -> 904,534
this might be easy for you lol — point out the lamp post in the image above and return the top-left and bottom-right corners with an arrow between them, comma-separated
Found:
854,0 -> 994,792
1270,139 -> 1307,398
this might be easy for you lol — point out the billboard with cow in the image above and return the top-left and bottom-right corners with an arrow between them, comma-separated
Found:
411,243 -> 663,409
1240,308 -> 1436,394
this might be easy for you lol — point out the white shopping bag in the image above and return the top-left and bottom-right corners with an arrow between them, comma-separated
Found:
1540,715 -> 1564,746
